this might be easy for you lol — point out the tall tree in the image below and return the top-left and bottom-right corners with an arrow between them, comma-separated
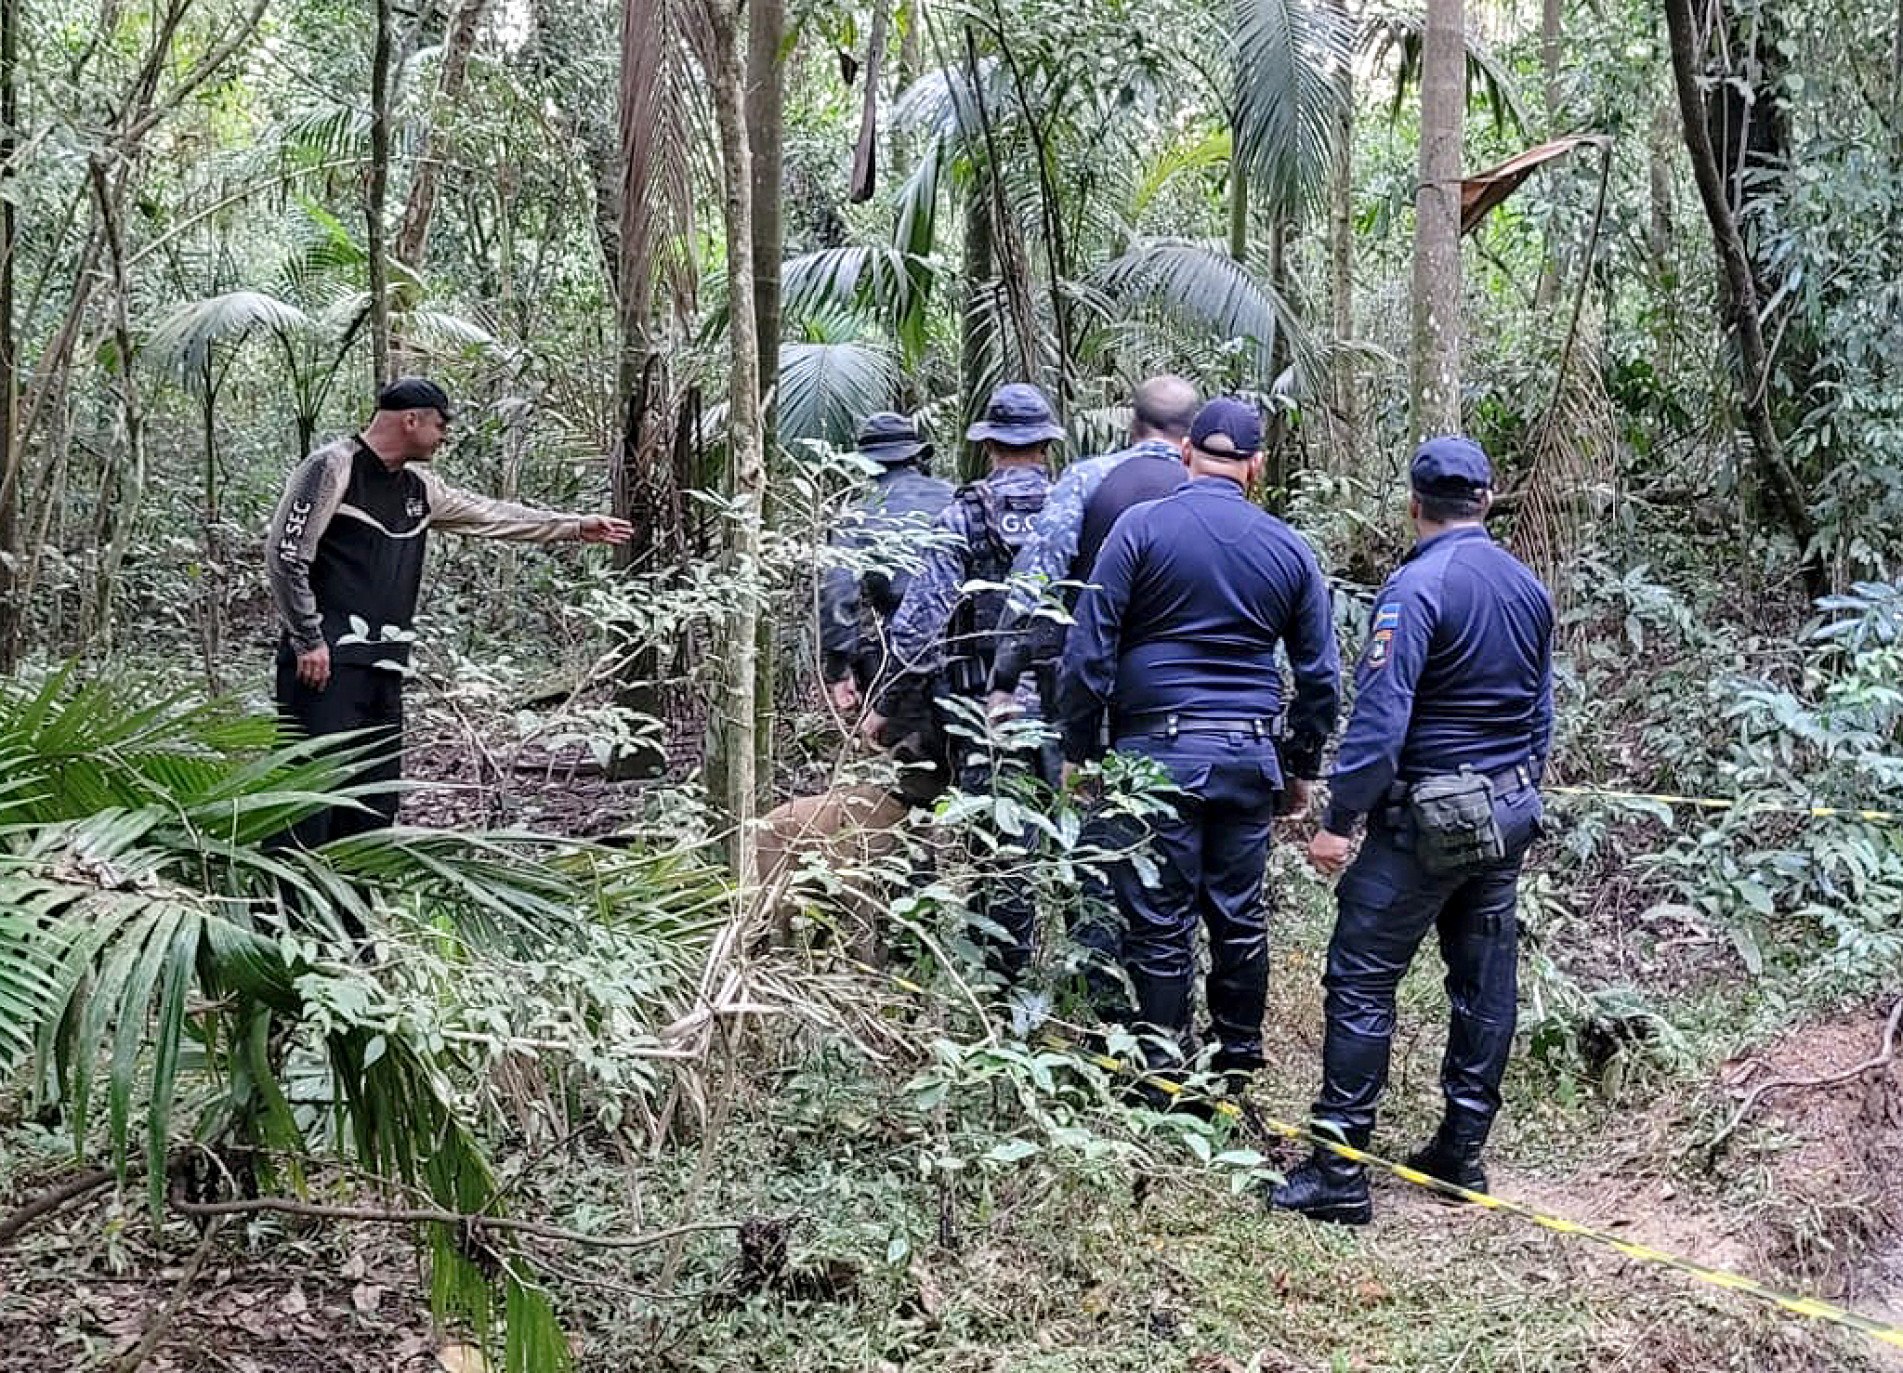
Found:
1409,0 -> 1462,437
391,0 -> 493,370
367,0 -> 394,383
1663,0 -> 1821,594
0,0 -> 18,670
706,0 -> 765,879
745,0 -> 783,807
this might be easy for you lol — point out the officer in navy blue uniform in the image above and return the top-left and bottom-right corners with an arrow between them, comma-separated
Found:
1058,398 -> 1339,1080
1270,435 -> 1553,1225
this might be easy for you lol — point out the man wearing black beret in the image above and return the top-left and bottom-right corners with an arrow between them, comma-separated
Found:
265,378 -> 632,870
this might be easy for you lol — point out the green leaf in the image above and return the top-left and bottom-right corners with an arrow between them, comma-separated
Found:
983,1138 -> 1041,1165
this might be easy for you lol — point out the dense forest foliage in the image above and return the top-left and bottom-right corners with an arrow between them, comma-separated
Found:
3,0 -> 1903,1368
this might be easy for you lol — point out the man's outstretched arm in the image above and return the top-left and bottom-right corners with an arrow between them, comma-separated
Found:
418,469 -> 632,544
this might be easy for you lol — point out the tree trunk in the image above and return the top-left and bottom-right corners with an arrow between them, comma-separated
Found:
1533,0 -> 1562,310
1327,51 -> 1357,473
1647,100 -> 1675,263
390,0 -> 492,368
959,170 -> 993,482
1408,0 -> 1463,439
87,159 -> 149,655
608,0 -> 673,780
199,364 -> 223,692
1663,0 -> 1822,594
1227,135 -> 1249,265
367,0 -> 394,383
394,0 -> 489,273
849,1 -> 889,202
746,0 -> 784,808
708,0 -> 765,880
0,0 -> 19,671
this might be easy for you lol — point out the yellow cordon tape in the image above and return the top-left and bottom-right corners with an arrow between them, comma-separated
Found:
1547,785 -> 1903,825
843,959 -> 1903,1351
1045,1036 -> 1903,1351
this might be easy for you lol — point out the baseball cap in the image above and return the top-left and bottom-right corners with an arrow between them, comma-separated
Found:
855,411 -> 932,465
1188,397 -> 1263,458
965,383 -> 1066,447
1410,435 -> 1493,497
376,377 -> 453,421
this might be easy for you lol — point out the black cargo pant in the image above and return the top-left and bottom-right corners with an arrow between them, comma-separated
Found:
1108,726 -> 1283,1070
1311,782 -> 1542,1147
270,652 -> 405,939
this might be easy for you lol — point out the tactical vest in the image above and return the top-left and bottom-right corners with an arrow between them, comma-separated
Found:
943,478 -> 1046,696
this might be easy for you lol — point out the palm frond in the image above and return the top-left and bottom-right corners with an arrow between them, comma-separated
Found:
1093,237 -> 1318,385
777,337 -> 902,448
276,104 -> 374,169
1359,7 -> 1527,134
1132,124 -> 1234,225
1233,0 -> 1354,217
146,291 -> 314,381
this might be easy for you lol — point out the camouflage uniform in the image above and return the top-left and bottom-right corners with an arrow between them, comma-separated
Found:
877,461 -> 1056,978
989,436 -> 1187,695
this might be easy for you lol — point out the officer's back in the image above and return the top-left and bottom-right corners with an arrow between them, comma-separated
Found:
1321,434 -> 1554,847
1393,529 -> 1550,775
1090,476 -> 1333,734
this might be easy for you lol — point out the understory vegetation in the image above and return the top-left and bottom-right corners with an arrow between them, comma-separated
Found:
4,0 -> 1903,1368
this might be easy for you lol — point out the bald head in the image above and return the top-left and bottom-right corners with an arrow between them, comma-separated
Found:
1130,375 -> 1198,442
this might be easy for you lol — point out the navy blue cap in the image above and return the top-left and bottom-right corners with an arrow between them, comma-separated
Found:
376,377 -> 453,420
1188,397 -> 1263,458
855,411 -> 931,465
966,383 -> 1066,447
1410,435 -> 1493,497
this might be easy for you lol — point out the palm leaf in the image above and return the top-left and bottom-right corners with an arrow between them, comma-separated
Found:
1360,7 -> 1527,134
145,291 -> 313,386
776,337 -> 902,449
1093,237 -> 1318,384
1233,0 -> 1354,217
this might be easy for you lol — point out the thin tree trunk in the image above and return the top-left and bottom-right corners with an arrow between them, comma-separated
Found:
964,28 -> 1038,401
393,0 -> 490,273
1533,0 -> 1562,310
1663,0 -> 1822,594
367,0 -> 394,383
87,159 -> 148,654
746,0 -> 783,808
0,0 -> 19,670
849,1 -> 888,201
960,172 -> 993,482
1327,54 -> 1357,472
1408,0 -> 1463,439
199,361 -> 223,693
1227,138 -> 1249,264
708,0 -> 765,879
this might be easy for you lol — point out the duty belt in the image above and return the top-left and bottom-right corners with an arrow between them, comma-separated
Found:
1120,711 -> 1285,742
1387,760 -> 1536,803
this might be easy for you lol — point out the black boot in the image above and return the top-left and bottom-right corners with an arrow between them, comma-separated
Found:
1403,1120 -> 1489,1197
1266,1128 -> 1372,1226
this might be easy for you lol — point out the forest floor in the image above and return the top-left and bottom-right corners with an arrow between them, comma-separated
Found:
3,714 -> 1901,1373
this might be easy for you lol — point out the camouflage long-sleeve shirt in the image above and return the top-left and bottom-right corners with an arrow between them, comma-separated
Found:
817,465 -> 955,684
989,437 -> 1182,693
875,463 -> 1051,708
266,436 -> 584,670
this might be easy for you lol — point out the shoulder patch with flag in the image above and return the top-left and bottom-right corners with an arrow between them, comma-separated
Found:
1373,602 -> 1401,631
